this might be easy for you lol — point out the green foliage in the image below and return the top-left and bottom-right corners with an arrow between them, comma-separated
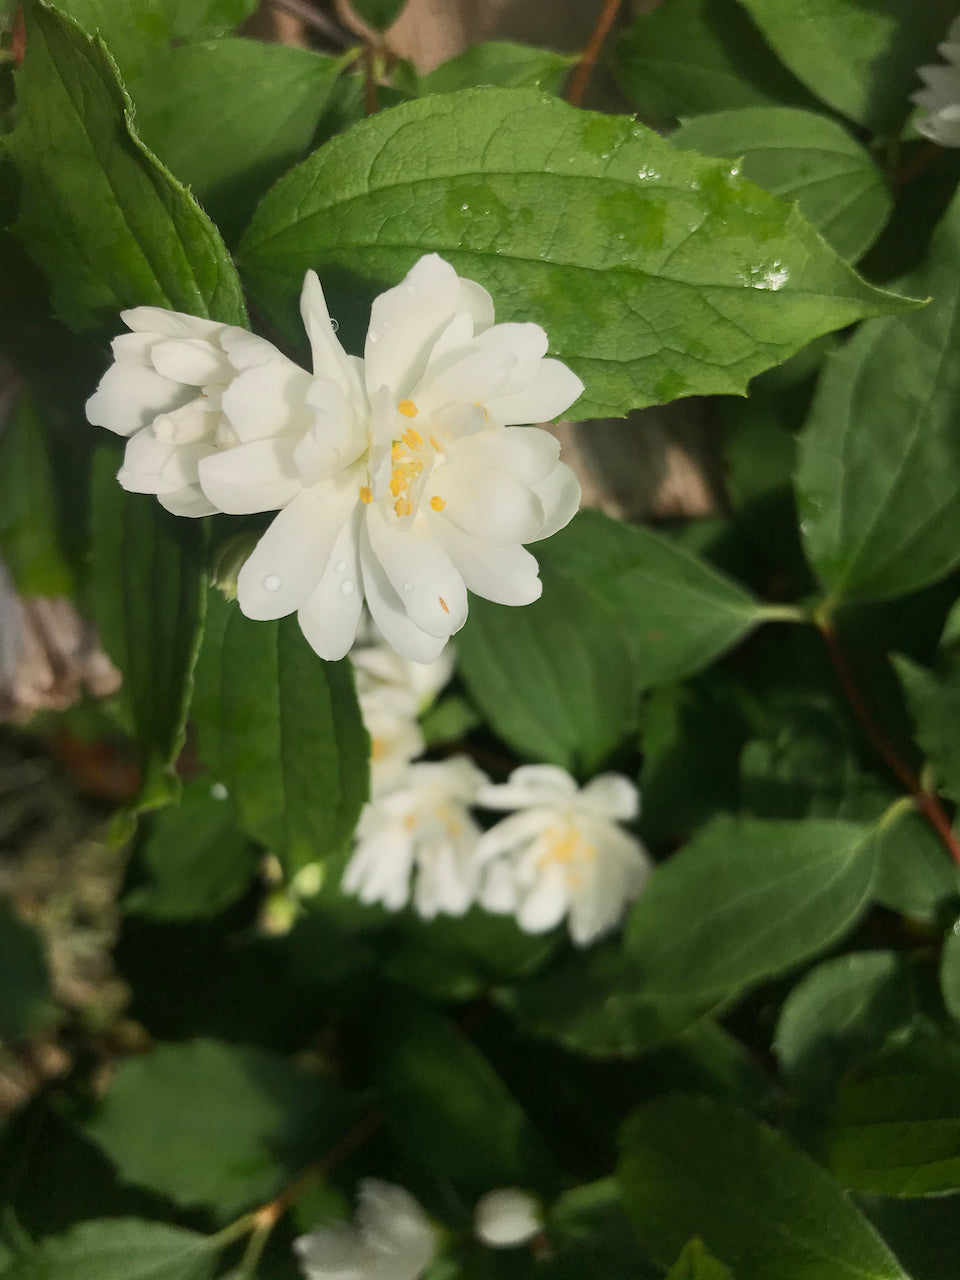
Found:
618,1095 -> 910,1279
409,42 -> 575,96
894,655 -> 960,803
192,593 -> 369,876
797,188 -> 960,605
0,897 -> 56,1041
0,390 -> 73,596
238,89 -> 910,419
4,1218 -> 218,1280
6,3 -> 247,332
672,107 -> 891,262
665,1239 -> 734,1279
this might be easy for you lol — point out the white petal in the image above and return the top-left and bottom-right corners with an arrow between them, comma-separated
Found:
474,322 -> 548,396
365,506 -> 467,639
479,859 -> 520,913
579,773 -> 640,822
198,438 -> 301,514
343,828 -> 414,910
298,508 -> 364,661
359,524 -> 449,664
294,1225 -> 369,1280
451,426 -> 560,485
517,864 -> 569,934
530,462 -> 580,541
413,347 -> 515,417
479,765 -> 578,811
434,459 -> 545,546
431,519 -> 542,606
486,358 -> 584,425
158,487 -> 218,517
86,364 -> 192,436
475,808 -> 552,860
237,479 -> 357,620
457,276 -> 495,332
474,1189 -> 542,1249
149,337 -> 224,386
365,254 -> 460,398
295,379 -> 365,484
300,270 -> 364,400
120,306 -> 223,340
116,428 -> 177,492
220,355 -> 314,443
153,400 -> 215,445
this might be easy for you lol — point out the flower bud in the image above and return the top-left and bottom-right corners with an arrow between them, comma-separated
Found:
473,1188 -> 542,1248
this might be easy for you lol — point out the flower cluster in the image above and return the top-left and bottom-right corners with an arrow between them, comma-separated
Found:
87,255 -> 583,663
913,16 -> 960,147
343,638 -> 651,944
294,1180 -> 542,1280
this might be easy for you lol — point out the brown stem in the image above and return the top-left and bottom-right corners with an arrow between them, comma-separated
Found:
566,0 -> 623,108
361,42 -> 379,114
269,0 -> 353,47
262,1111 -> 383,1222
819,619 -> 960,867
893,141 -> 942,191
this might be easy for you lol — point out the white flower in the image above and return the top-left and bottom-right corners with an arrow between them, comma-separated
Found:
913,17 -> 960,147
352,620 -> 455,711
473,1188 -> 543,1249
294,1179 -> 436,1280
475,765 -> 651,947
360,684 -> 425,795
201,253 -> 583,664
343,757 -> 487,918
86,306 -> 307,516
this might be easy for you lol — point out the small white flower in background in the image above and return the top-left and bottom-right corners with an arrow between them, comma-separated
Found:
475,765 -> 651,947
913,17 -> 960,147
352,617 -> 455,711
86,307 -> 307,517
360,684 -> 426,795
473,1188 -> 543,1249
294,1179 -> 436,1280
343,757 -> 487,918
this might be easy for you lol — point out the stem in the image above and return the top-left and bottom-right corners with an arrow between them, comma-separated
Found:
893,141 -> 942,191
818,618 -> 960,867
566,0 -> 623,108
269,0 -> 353,47
362,42 -> 379,115
756,603 -> 808,625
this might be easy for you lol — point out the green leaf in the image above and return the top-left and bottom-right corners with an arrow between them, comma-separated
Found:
546,1179 -> 659,1280
625,816 -> 878,1004
613,0 -> 818,122
859,1193 -> 960,1280
774,951 -> 916,1099
85,1039 -> 345,1218
412,41 -> 575,96
0,389 -> 73,597
672,107 -> 891,262
46,0 -> 258,78
124,779 -> 259,920
4,1218 -> 218,1280
6,3 -> 247,332
191,594 -> 369,875
940,926 -> 960,1024
872,808 -> 960,921
349,0 -> 408,30
0,896 -> 57,1042
419,693 -> 480,747
665,1239 -> 734,1280
87,449 -> 206,812
735,0 -> 956,133
129,39 -> 343,244
618,1095 -> 909,1279
893,655 -> 960,803
237,88 -> 911,419
826,1045 -> 960,1196
796,188 -> 960,605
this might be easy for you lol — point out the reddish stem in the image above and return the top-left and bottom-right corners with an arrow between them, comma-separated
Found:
566,0 -> 623,108
819,620 -> 960,867
11,6 -> 25,67
362,42 -> 379,115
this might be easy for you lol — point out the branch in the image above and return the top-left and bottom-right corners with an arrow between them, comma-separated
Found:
566,0 -> 623,108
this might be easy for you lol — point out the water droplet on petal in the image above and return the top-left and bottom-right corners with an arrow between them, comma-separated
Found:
263,574 -> 281,592
335,561 -> 347,573
402,582 -> 413,593
368,330 -> 380,344
340,580 -> 355,596
406,284 -> 416,295
329,316 -> 340,332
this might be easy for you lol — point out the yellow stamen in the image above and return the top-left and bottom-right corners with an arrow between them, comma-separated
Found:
439,596 -> 450,614
430,496 -> 446,512
394,497 -> 412,517
402,427 -> 423,449
359,485 -> 372,505
429,434 -> 444,453
398,399 -> 419,418
390,470 -> 407,498
538,827 -> 580,868
371,737 -> 385,760
391,442 -> 405,460
474,401 -> 489,422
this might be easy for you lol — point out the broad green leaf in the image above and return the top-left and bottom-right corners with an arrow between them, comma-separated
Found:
191,593 -> 369,875
774,951 -> 915,1099
85,1039 -> 345,1217
129,39 -> 343,244
625,816 -> 877,1003
123,779 -> 259,920
859,1193 -> 960,1280
0,389 -> 73,596
893,655 -> 960,803
672,107 -> 891,262
613,0 -> 818,122
349,0 -> 408,30
797,188 -> 960,605
410,41 -> 574,96
546,1179 -> 659,1280
4,1218 -> 217,1280
6,3 -> 247,332
827,1045 -> 960,1196
237,88 -> 911,419
736,0 -> 955,133
419,693 -> 481,747
940,926 -> 960,1024
49,0 -> 258,78
374,1004 -> 543,1197
666,1239 -> 734,1280
87,450 -> 206,811
620,1096 -> 909,1279
0,896 -> 56,1041
872,807 -> 960,921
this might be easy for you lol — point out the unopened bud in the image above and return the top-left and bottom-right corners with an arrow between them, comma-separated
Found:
473,1188 -> 542,1249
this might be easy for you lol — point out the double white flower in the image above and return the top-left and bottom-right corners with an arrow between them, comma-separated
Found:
294,1179 -> 436,1280
87,255 -> 583,663
476,765 -> 652,946
913,17 -> 960,147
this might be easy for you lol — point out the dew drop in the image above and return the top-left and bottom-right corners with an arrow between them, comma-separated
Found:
210,782 -> 229,801
340,580 -> 356,596
460,202 -> 470,212
402,582 -> 413,593
263,574 -> 281,592
329,316 -> 340,332
335,560 -> 347,573
368,330 -> 380,344
406,283 -> 416,295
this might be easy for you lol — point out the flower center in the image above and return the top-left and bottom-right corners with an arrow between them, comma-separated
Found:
537,823 -> 597,888
380,400 -> 447,519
